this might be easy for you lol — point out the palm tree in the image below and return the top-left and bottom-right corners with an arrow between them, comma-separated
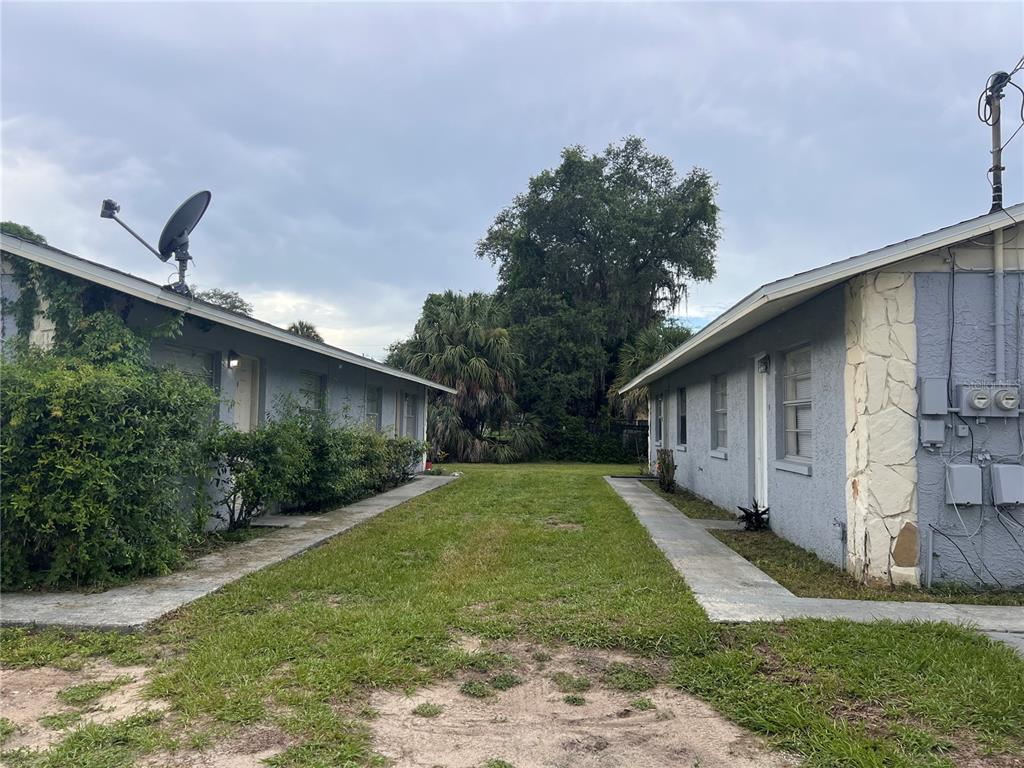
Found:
287,320 -> 323,342
609,320 -> 692,420
387,291 -> 541,462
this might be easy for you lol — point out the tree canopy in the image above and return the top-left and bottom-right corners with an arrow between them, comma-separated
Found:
1,222 -> 47,244
476,137 -> 719,456
609,319 -> 693,419
387,291 -> 541,462
287,320 -> 323,342
192,288 -> 253,316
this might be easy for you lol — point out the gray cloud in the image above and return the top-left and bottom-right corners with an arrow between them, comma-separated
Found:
3,2 -> 1022,357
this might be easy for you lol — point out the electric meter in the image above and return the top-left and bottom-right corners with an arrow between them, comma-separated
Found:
969,389 -> 991,411
994,388 -> 1020,412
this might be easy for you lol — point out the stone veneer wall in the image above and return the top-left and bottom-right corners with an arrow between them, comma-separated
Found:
844,271 -> 920,586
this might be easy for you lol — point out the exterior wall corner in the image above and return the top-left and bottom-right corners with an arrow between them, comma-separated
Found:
844,271 -> 920,587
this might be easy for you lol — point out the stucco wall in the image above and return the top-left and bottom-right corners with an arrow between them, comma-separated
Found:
123,302 -> 427,443
0,265 -> 427,446
648,287 -> 848,566
915,268 -> 1024,588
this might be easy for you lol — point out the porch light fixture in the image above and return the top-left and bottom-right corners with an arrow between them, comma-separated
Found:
227,350 -> 240,369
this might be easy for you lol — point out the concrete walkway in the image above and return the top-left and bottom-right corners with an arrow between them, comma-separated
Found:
0,475 -> 455,632
607,477 -> 1024,648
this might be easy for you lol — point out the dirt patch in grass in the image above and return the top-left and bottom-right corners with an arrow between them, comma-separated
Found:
140,725 -> 295,768
369,641 -> 796,768
542,517 -> 584,531
0,662 -> 161,751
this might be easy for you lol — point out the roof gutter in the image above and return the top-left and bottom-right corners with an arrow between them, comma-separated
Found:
0,234 -> 456,395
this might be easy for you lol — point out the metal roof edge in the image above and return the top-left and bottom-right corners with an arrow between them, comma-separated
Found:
620,204 -> 1024,393
0,234 -> 456,395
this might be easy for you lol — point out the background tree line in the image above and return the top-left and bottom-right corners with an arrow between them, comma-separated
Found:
388,136 -> 720,462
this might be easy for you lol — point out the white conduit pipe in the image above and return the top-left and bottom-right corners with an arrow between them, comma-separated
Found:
994,227 -> 1005,380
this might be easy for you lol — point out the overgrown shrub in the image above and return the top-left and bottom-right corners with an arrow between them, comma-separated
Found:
541,411 -> 636,464
655,448 -> 676,492
209,401 -> 425,528
1,348 -> 217,589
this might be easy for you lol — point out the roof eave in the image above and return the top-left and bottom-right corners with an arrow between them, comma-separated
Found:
0,234 -> 456,395
620,204 -> 1023,394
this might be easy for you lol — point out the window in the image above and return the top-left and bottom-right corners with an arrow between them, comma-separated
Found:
365,385 -> 383,431
299,370 -> 325,414
783,346 -> 812,459
712,375 -> 728,450
676,387 -> 687,445
654,395 -> 664,444
401,392 -> 418,438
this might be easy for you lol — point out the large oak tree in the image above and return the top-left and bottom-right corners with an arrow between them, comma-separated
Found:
476,137 -> 719,455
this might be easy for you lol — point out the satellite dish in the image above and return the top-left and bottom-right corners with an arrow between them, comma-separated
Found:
100,190 -> 212,296
158,191 -> 211,263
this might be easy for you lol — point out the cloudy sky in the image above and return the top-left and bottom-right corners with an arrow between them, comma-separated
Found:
3,2 -> 1022,359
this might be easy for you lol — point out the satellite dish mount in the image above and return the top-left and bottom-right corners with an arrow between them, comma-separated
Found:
101,191 -> 212,296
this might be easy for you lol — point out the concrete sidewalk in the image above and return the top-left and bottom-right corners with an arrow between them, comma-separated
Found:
0,475 -> 455,632
607,477 -> 1024,649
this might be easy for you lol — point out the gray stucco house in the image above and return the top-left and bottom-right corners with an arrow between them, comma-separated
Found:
622,204 -> 1024,589
0,233 -> 454,472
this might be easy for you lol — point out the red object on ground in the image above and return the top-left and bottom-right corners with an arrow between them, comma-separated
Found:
425,461 -> 433,471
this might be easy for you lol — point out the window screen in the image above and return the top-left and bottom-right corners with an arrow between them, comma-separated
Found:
783,347 -> 812,459
676,387 -> 687,445
365,386 -> 383,431
712,375 -> 728,450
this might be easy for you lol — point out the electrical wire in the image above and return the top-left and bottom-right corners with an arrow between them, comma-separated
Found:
997,513 -> 1024,559
929,524 -> 986,585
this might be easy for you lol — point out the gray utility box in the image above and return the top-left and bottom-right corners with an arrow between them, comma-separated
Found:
946,464 -> 982,506
991,464 -> 1024,506
919,377 -> 949,416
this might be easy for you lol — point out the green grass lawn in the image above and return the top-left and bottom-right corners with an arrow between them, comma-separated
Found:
2,463 -> 1023,768
640,478 -> 735,520
712,529 -> 1024,606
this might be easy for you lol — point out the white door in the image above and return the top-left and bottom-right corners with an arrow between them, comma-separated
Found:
753,354 -> 769,506
234,356 -> 260,432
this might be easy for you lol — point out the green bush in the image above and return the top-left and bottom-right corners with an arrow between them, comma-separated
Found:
0,349 -> 217,589
209,401 -> 425,527
540,410 -> 637,463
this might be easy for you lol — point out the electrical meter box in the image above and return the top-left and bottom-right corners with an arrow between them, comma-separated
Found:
946,464 -> 982,506
957,384 -> 1021,418
991,464 -> 1024,506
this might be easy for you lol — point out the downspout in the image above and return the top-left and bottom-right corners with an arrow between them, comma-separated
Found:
995,227 -> 1005,380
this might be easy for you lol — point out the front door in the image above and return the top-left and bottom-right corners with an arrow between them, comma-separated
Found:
753,354 -> 769,507
233,356 -> 260,432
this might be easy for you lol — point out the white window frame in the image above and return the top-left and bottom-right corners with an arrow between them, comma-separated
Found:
365,385 -> 383,432
783,346 -> 813,461
676,387 -> 687,446
711,375 -> 728,450
400,392 -> 418,438
299,370 -> 326,415
654,394 -> 664,445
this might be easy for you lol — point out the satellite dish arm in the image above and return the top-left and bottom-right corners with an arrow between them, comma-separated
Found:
100,199 -> 165,261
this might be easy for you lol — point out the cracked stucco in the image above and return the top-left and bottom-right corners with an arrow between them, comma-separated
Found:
844,271 -> 920,586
